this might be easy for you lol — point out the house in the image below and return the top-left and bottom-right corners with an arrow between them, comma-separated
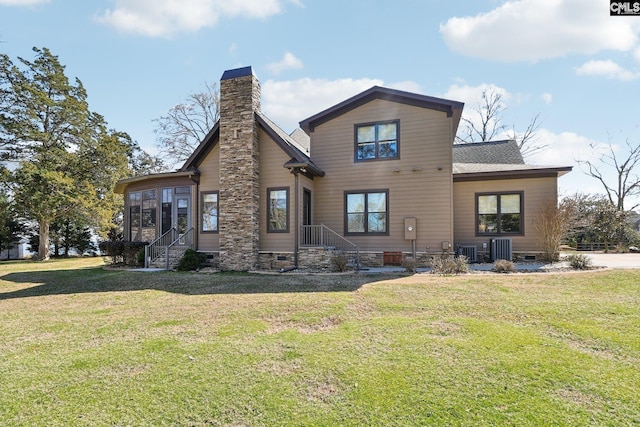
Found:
114,66 -> 572,270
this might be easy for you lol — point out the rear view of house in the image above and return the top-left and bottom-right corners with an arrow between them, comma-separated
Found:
115,66 -> 571,270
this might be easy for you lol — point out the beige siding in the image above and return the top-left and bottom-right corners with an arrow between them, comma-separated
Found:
310,98 -> 455,252
258,128 -> 297,252
453,177 -> 558,253
196,143 -> 220,252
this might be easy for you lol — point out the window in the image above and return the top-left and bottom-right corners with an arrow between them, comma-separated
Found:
201,192 -> 218,232
355,120 -> 399,161
141,190 -> 157,227
345,190 -> 388,235
477,192 -> 523,235
129,192 -> 141,240
268,188 -> 289,232
161,188 -> 172,234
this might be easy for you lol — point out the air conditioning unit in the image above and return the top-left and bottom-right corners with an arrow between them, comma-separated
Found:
456,245 -> 477,262
491,238 -> 512,261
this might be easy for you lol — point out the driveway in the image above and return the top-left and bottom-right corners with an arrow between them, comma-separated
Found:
584,252 -> 640,269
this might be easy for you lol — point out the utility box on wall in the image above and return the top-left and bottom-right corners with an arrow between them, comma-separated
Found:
404,217 -> 417,240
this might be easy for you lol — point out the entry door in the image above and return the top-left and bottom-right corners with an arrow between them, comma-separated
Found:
303,189 -> 312,226
174,194 -> 191,242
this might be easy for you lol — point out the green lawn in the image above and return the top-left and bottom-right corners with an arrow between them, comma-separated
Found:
1,258 -> 639,426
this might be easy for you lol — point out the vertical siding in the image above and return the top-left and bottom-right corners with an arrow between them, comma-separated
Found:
453,177 -> 558,253
196,143 -> 220,252
310,99 -> 454,252
258,128 -> 297,252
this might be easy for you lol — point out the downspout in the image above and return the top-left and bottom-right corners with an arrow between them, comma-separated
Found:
293,169 -> 299,269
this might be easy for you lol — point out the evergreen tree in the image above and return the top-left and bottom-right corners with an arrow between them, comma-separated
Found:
0,47 -> 134,260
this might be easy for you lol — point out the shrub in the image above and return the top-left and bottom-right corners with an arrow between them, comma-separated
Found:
565,254 -> 593,270
331,253 -> 349,272
99,240 -> 124,264
493,259 -> 516,273
402,256 -> 417,273
430,254 -> 468,275
137,248 -> 146,267
176,249 -> 207,271
123,242 -> 148,267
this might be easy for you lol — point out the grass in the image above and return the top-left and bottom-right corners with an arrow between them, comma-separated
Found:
1,258 -> 639,426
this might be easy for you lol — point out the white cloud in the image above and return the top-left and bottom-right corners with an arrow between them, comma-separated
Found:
262,77 -> 383,132
96,0 -> 285,38
440,0 -> 639,62
526,129 -> 618,198
387,80 -> 423,94
266,52 -> 304,75
541,93 -> 553,104
443,82 -> 510,106
576,59 -> 640,81
0,0 -> 48,5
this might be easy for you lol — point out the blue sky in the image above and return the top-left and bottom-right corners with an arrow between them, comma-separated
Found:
1,0 -> 640,208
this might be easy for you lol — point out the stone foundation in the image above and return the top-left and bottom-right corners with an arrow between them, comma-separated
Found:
258,252 -> 296,271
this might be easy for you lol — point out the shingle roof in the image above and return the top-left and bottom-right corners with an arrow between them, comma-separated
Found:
255,112 -> 324,177
453,140 -> 524,164
453,163 -> 572,181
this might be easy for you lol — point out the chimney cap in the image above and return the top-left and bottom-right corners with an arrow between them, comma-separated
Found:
221,66 -> 255,81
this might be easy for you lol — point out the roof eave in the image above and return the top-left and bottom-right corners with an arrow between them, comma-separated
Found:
114,170 -> 200,194
300,86 -> 464,134
453,166 -> 573,182
180,122 -> 220,170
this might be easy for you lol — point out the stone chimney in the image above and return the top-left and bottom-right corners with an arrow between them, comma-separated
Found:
218,66 -> 261,271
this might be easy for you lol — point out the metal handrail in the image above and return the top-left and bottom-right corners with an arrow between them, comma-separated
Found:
165,228 -> 194,270
300,224 -> 359,268
145,228 -> 177,268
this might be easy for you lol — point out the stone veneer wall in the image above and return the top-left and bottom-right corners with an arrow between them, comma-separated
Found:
257,252 -> 296,271
218,68 -> 261,271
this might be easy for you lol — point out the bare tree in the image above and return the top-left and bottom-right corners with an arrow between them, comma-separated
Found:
455,87 -> 547,158
154,82 -> 219,169
578,136 -> 640,212
455,88 -> 506,144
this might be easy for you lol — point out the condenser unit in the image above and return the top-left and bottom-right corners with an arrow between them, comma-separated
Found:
491,238 -> 512,261
456,245 -> 478,262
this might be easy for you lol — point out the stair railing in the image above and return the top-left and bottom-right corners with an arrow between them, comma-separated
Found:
145,228 -> 177,268
300,224 -> 359,269
165,227 -> 194,270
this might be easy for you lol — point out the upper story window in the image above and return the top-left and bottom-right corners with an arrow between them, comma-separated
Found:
355,120 -> 399,161
477,192 -> 523,235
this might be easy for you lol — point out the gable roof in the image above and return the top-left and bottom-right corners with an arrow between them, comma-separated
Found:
180,122 -> 220,171
255,112 -> 324,177
453,140 -> 524,164
299,86 -> 464,134
179,112 -> 324,177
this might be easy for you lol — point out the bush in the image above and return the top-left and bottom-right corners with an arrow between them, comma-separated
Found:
137,248 -> 146,267
430,254 -> 468,275
402,256 -> 417,273
331,253 -> 349,272
493,259 -> 516,273
123,242 -> 148,267
99,240 -> 124,264
176,249 -> 207,271
565,254 -> 593,270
